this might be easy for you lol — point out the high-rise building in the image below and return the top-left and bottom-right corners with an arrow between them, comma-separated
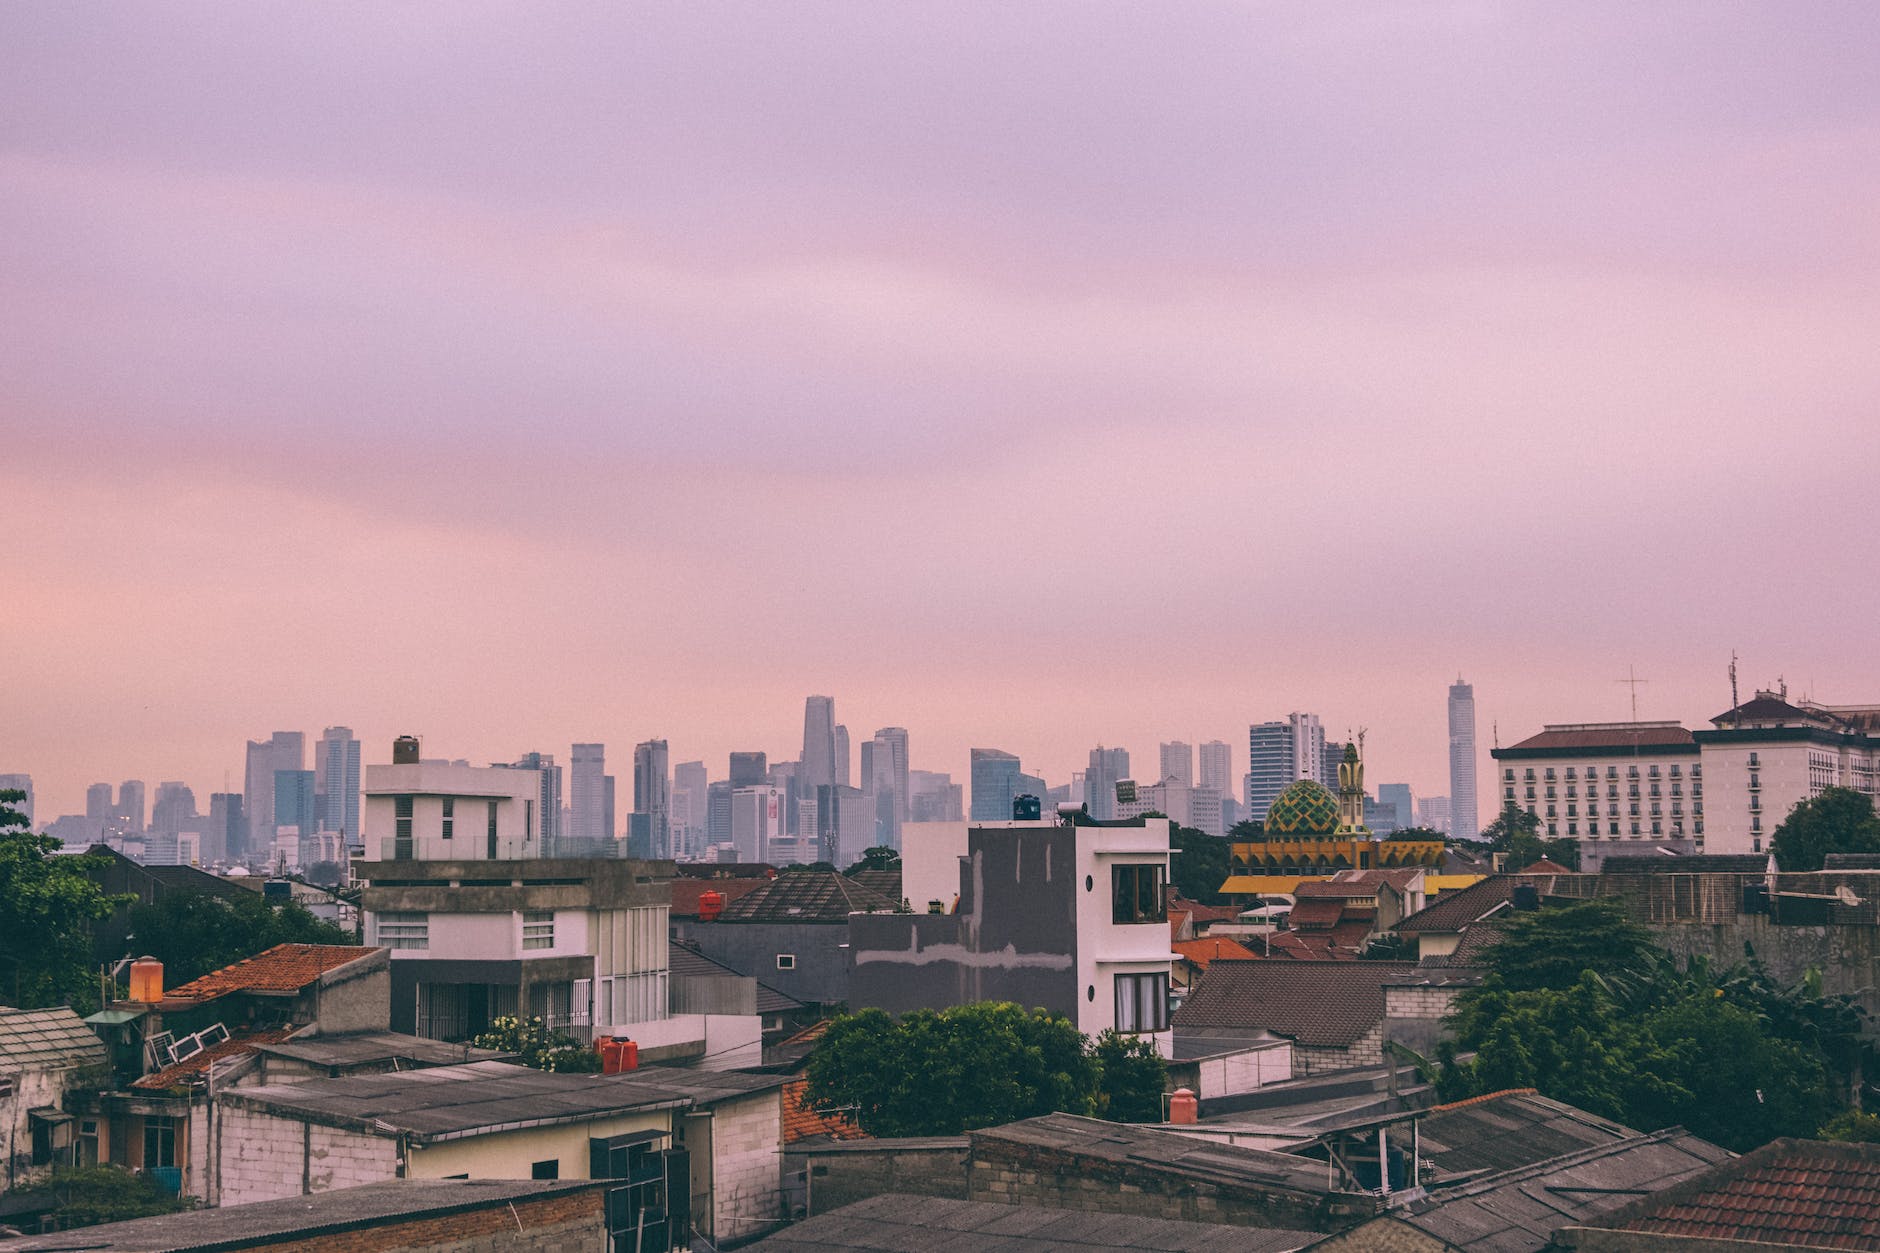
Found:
86,782 -> 114,823
603,775 -> 616,842
908,770 -> 962,823
632,739 -> 670,858
706,780 -> 733,848
731,786 -> 784,863
768,760 -> 802,835
507,752 -> 563,850
273,769 -> 317,840
0,774 -> 33,830
243,732 -> 304,860
315,726 -> 362,837
802,696 -> 837,791
1246,714 -> 1324,822
870,728 -> 910,848
1198,741 -> 1233,803
206,793 -> 243,866
151,781 -> 197,837
1159,742 -> 1194,788
1449,679 -> 1479,839
569,743 -> 607,842
1085,746 -> 1130,821
729,752 -> 768,788
834,726 -> 851,787
1419,795 -> 1453,835
117,779 -> 147,834
1377,783 -> 1415,831
1190,785 -> 1225,836
970,749 -> 1023,821
673,760 -> 707,859
1321,740 -> 1347,793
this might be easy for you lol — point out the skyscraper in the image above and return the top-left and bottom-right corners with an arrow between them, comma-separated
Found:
85,782 -> 114,823
1378,783 -> 1415,831
834,726 -> 851,787
728,752 -> 768,788
802,696 -> 837,791
1159,742 -> 1194,787
1198,741 -> 1233,802
207,792 -> 243,866
315,726 -> 362,837
632,739 -> 670,858
673,760 -> 708,859
1085,746 -> 1130,821
243,732 -> 304,860
1448,679 -> 1479,839
151,781 -> 197,837
870,728 -> 910,849
508,752 -> 563,850
970,748 -> 1023,821
273,769 -> 317,839
117,779 -> 147,834
1245,714 -> 1324,822
570,743 -> 607,842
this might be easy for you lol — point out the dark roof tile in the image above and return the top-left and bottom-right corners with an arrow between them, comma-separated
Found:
1172,961 -> 1470,1044
714,870 -> 897,923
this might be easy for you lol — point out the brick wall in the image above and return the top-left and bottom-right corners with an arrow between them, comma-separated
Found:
216,1103 -> 398,1206
799,1143 -> 969,1215
708,1090 -> 783,1241
234,1188 -> 607,1253
1293,1023 -> 1385,1077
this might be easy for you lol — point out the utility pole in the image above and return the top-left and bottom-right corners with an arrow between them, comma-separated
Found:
1616,665 -> 1649,722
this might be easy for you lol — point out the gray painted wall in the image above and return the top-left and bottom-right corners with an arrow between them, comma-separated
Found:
671,921 -> 852,1006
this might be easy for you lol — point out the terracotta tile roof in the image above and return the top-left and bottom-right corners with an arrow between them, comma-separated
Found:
1287,899 -> 1349,929
1173,961 -> 1471,1044
1397,876 -> 1522,934
1167,893 -> 1240,923
1169,912 -> 1192,942
1588,1138 -> 1880,1248
166,944 -> 377,1001
1500,722 -> 1697,752
669,877 -> 769,919
714,870 -> 898,923
1263,931 -> 1359,961
131,1028 -> 295,1090
1519,858 -> 1575,874
777,1017 -> 834,1049
781,1078 -> 868,1144
1172,937 -> 1258,970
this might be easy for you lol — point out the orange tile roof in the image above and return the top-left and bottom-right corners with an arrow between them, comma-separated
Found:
781,1078 -> 868,1144
166,944 -> 377,1001
131,1028 -> 295,1090
1173,937 -> 1258,970
777,1017 -> 834,1049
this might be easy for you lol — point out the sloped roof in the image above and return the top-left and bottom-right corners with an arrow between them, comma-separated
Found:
1168,892 -> 1241,923
1501,723 -> 1696,752
668,942 -> 749,981
1263,932 -> 1361,961
1397,876 -> 1522,934
1172,961 -> 1470,1045
132,1028 -> 294,1090
1173,937 -> 1258,970
781,1078 -> 867,1144
0,1006 -> 107,1072
1519,858 -> 1575,875
846,867 -> 902,902
714,870 -> 898,923
166,944 -> 378,1001
1293,869 -> 1422,897
669,877 -> 769,919
1287,899 -> 1350,928
1414,1089 -> 1641,1181
756,982 -> 805,1015
1590,1137 -> 1880,1248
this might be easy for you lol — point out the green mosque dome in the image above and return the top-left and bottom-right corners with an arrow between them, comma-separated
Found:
1264,779 -> 1341,837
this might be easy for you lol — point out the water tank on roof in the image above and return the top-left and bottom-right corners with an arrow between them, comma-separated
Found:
1012,794 -> 1042,821
129,957 -> 164,1004
392,735 -> 421,764
697,890 -> 725,923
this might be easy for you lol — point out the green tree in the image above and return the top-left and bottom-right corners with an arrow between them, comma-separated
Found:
1821,1110 -> 1880,1143
1462,897 -> 1655,995
0,789 -> 123,1011
34,1165 -> 192,1227
805,1003 -> 1100,1136
1475,801 -> 1579,870
1093,1029 -> 1167,1122
1169,824 -> 1232,906
126,891 -> 351,985
1772,787 -> 1880,872
473,1015 -> 602,1072
845,846 -> 902,875
1384,826 -> 1448,843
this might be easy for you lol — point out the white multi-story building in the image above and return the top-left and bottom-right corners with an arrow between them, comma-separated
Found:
1198,741 -> 1233,803
1159,742 -> 1194,788
1695,690 -> 1880,855
1491,722 -> 1704,854
1247,714 -> 1324,823
363,741 -> 546,862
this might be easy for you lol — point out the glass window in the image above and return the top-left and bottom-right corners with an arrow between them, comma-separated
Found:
441,797 -> 454,841
777,954 -> 796,970
395,795 -> 413,845
377,912 -> 428,950
1111,864 -> 1167,925
531,1160 -> 559,1180
142,1117 -> 176,1169
522,910 -> 554,950
1114,971 -> 1169,1033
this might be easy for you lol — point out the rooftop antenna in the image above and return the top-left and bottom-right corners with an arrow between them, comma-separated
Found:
1730,651 -> 1740,727
1616,665 -> 1648,722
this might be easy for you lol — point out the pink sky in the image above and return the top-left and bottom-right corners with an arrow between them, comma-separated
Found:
5,4 -> 1879,821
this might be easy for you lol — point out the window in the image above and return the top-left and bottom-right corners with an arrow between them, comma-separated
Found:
526,799 -> 534,842
1111,864 -> 1167,925
522,910 -> 555,950
487,800 -> 499,859
1749,752 -> 1760,768
377,912 -> 429,950
1115,971 -> 1169,1033
531,1159 -> 559,1180
776,954 -> 796,970
441,797 -> 454,840
143,1117 -> 176,1169
395,795 -> 413,852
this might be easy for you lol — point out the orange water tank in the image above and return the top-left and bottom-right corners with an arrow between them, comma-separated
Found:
128,957 -> 164,1004
617,1040 -> 639,1072
697,890 -> 725,922
1168,1088 -> 1198,1125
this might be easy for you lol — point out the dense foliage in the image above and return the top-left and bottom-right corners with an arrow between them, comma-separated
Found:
126,891 -> 352,985
472,1014 -> 602,1072
1772,786 -> 1880,872
1478,801 -> 1582,870
35,1165 -> 192,1227
1169,824 -> 1232,906
1439,898 -> 1867,1152
0,789 -> 123,1011
806,1003 -> 1166,1136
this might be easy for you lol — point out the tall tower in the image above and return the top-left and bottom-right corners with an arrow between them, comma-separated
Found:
1085,746 -> 1130,821
1245,714 -> 1324,823
1448,679 -> 1479,839
834,726 -> 851,787
242,731 -> 304,860
570,743 -> 607,842
870,728 -> 910,848
1159,742 -> 1194,787
1198,741 -> 1232,801
315,726 -> 362,837
633,739 -> 671,859
801,696 -> 837,791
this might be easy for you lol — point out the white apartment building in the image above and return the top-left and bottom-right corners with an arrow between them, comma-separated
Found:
362,751 -> 545,862
1695,690 -> 1880,855
1490,722 -> 1703,852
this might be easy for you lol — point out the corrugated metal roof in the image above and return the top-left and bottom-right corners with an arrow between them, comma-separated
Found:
0,1007 -> 108,1072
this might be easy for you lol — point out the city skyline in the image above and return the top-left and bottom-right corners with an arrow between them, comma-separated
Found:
5,7 -> 1877,826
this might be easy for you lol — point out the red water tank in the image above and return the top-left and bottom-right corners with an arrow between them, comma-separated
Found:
697,890 -> 725,922
617,1040 -> 639,1072
1168,1088 -> 1199,1125
128,958 -> 164,1004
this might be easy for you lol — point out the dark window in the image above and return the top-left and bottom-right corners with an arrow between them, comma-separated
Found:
394,795 -> 413,854
441,797 -> 454,840
487,800 -> 498,859
143,1117 -> 176,1169
1111,864 -> 1166,925
1114,971 -> 1169,1033
531,1159 -> 559,1180
776,954 -> 796,970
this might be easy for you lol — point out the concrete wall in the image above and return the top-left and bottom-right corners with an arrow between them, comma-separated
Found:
260,1188 -> 608,1253
798,1142 -> 970,1216
307,948 -> 392,1035
0,1067 -> 70,1192
1167,1041 -> 1294,1100
707,1090 -> 784,1242
409,1112 -> 669,1182
216,1104 -> 399,1205
672,921 -> 851,1006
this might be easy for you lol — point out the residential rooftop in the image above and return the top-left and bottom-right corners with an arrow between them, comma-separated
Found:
164,943 -> 379,1001
1172,961 -> 1477,1046
0,1006 -> 108,1072
714,868 -> 899,922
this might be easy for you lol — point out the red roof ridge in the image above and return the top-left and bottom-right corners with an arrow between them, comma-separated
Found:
1427,1087 -> 1538,1113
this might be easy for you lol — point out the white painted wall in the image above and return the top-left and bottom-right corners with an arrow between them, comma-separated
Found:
901,820 -> 968,909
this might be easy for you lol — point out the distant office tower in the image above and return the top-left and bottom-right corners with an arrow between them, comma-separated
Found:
1419,795 -> 1453,835
86,782 -> 114,823
1190,785 -> 1225,836
971,749 -> 1023,821
243,732 -> 304,859
834,726 -> 851,787
706,780 -> 733,847
802,696 -> 837,791
315,726 -> 362,836
604,775 -> 616,841
118,780 -> 147,834
768,760 -> 802,835
206,793 -> 243,866
869,728 -> 910,848
569,743 -> 607,841
633,739 -> 670,858
0,774 -> 32,830
732,785 -> 784,863
729,751 -> 768,788
673,760 -> 708,858
151,782 -> 197,837
1246,714 -> 1324,822
909,770 -> 962,823
1378,783 -> 1415,831
1321,741 -> 1348,793
1159,742 -> 1194,788
1449,679 -> 1480,839
273,769 -> 317,844
1198,741 -> 1233,803
1085,746 -> 1130,821
508,752 -> 563,849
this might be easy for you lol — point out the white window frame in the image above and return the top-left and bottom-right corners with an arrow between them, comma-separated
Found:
376,912 -> 428,950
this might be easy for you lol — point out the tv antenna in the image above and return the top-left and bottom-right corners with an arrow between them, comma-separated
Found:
1616,665 -> 1648,722
1730,651 -> 1740,726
